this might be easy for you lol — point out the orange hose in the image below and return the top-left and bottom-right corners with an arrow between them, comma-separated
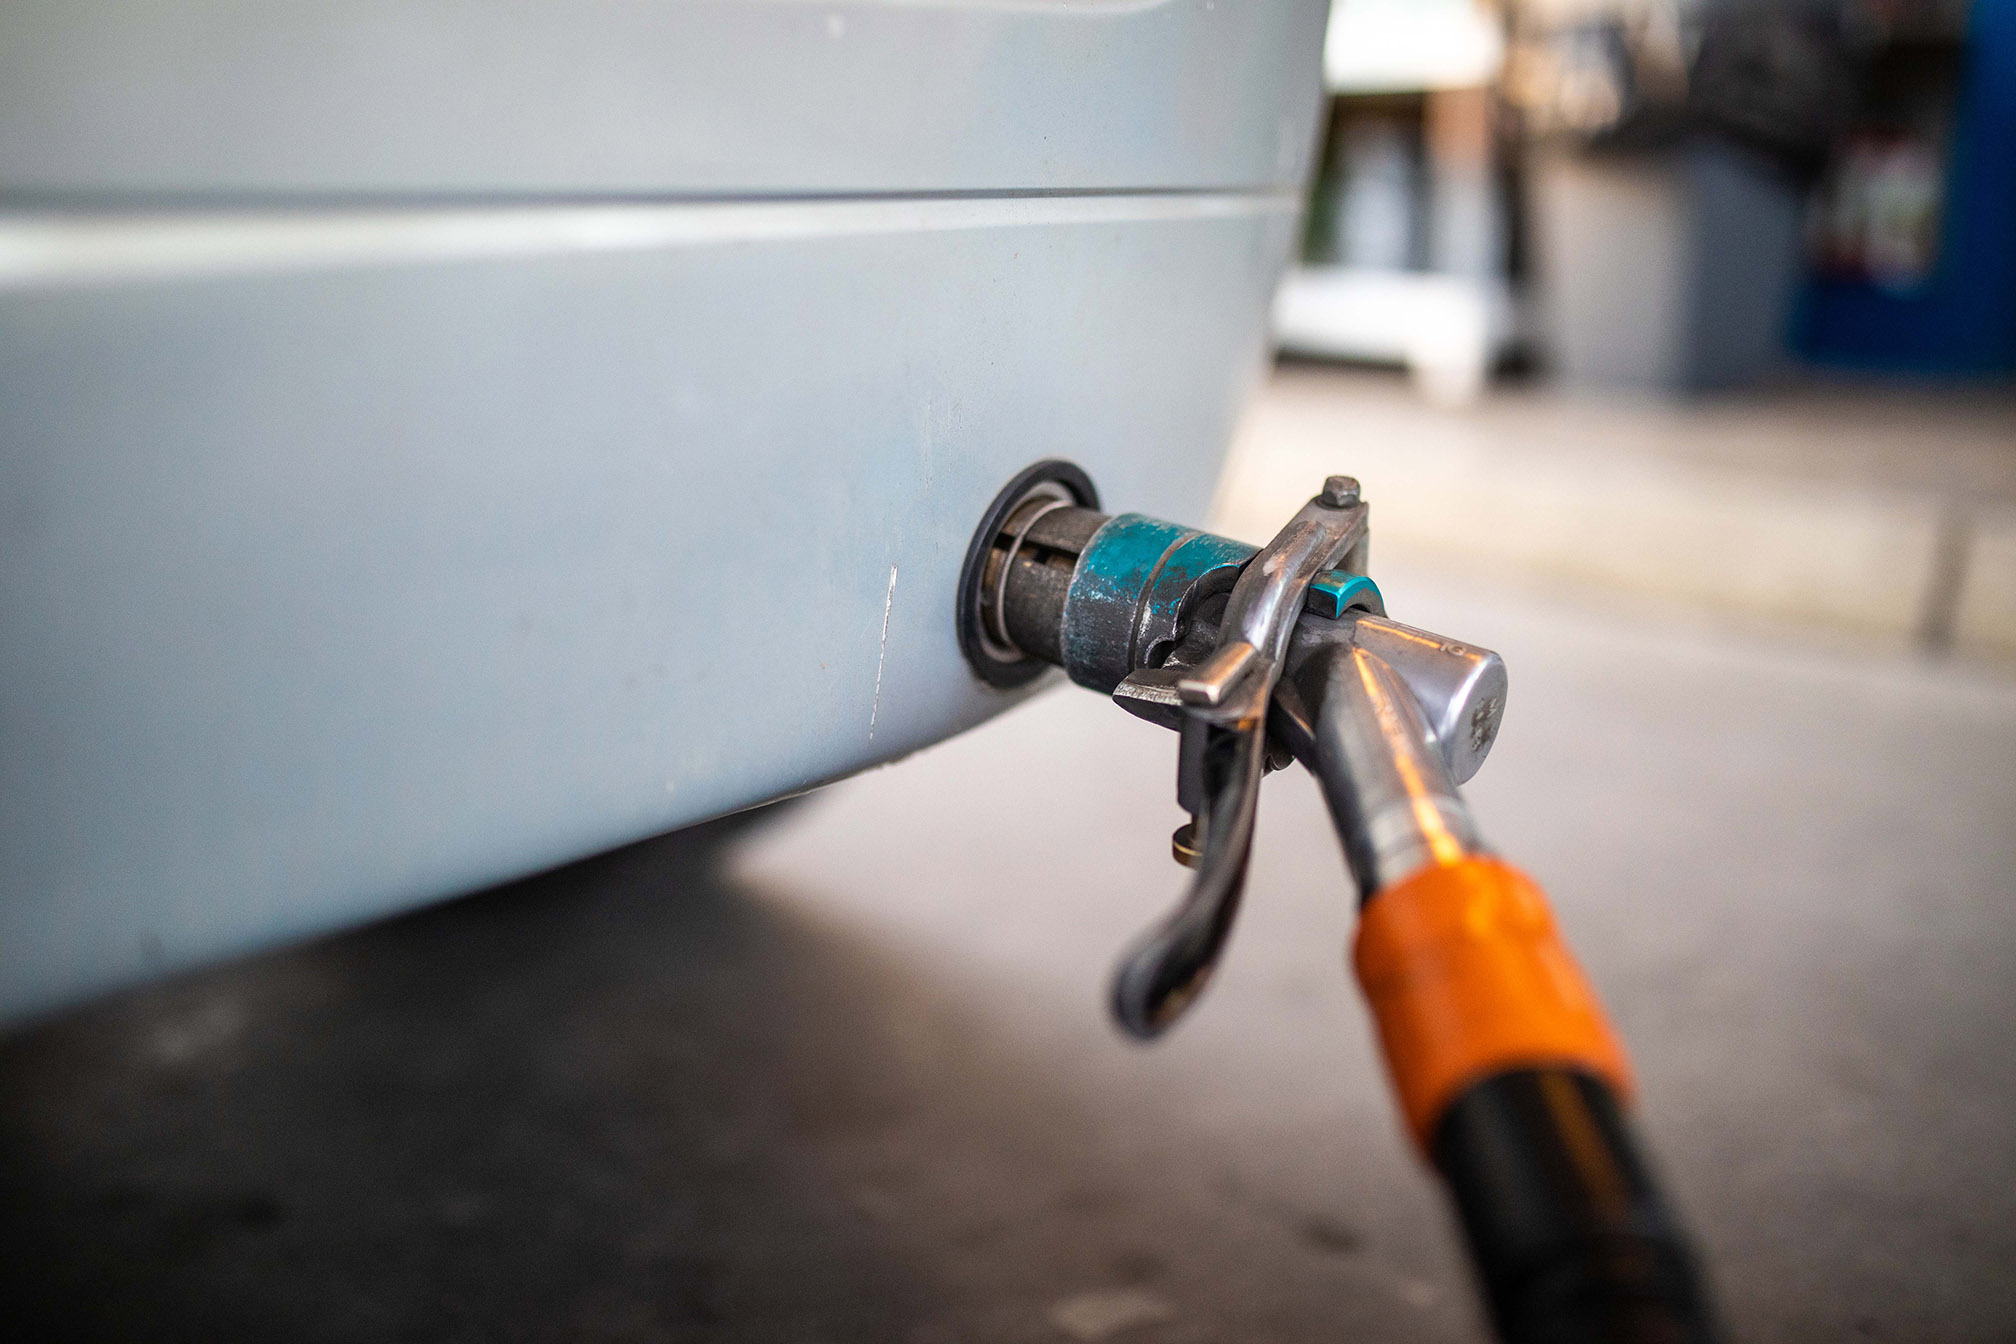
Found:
1352,857 -> 1634,1152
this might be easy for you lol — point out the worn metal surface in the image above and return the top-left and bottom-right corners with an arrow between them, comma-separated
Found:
1058,513 -> 1253,696
1192,491 -> 1367,730
1293,645 -> 1484,899
956,460 -> 1101,690
1325,615 -> 1506,787
995,504 -> 1107,672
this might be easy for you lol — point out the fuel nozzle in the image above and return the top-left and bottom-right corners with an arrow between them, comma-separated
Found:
958,462 -> 1504,1033
957,461 -> 1721,1344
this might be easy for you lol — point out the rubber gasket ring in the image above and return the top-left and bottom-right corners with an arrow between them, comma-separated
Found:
956,459 -> 1100,689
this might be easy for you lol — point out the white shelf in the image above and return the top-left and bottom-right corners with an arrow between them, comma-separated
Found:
1324,0 -> 1505,94
1272,266 -> 1516,405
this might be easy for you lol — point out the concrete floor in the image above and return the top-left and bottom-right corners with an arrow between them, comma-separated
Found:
5,373 -> 2016,1342
1227,366 -> 2016,659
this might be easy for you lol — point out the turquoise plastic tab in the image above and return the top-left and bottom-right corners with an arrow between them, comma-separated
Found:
1304,570 -> 1383,620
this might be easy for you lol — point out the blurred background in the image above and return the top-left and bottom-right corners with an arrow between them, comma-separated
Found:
1269,0 -> 2016,669
4,1 -> 2014,1341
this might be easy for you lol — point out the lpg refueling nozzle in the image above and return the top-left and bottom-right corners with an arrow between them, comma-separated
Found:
958,461 -> 1721,1344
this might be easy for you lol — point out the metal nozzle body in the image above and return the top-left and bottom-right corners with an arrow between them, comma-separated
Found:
1291,642 -> 1486,899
